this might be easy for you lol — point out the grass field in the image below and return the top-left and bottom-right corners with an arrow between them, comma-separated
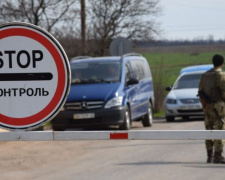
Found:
144,52 -> 225,86
138,49 -> 225,115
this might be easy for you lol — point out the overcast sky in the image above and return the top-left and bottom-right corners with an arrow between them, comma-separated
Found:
157,0 -> 225,40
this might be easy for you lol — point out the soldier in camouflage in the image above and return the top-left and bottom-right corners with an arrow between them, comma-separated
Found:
199,54 -> 225,164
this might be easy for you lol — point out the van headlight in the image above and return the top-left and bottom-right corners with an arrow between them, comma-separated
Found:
105,96 -> 123,108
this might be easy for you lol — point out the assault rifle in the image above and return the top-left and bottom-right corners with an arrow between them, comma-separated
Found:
198,90 -> 225,124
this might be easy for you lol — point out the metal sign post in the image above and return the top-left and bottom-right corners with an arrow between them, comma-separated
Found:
110,37 -> 132,56
0,22 -> 71,131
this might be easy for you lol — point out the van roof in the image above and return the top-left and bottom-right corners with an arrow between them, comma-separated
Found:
70,54 -> 144,64
179,64 -> 213,75
70,56 -> 121,64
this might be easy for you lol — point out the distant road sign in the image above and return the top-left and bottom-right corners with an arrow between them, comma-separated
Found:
110,37 -> 132,56
0,22 -> 71,130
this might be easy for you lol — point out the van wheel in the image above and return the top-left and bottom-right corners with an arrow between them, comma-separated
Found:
120,106 -> 131,130
142,102 -> 153,127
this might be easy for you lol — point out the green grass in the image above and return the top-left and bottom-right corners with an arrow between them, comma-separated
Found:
154,111 -> 165,118
143,52 -> 225,86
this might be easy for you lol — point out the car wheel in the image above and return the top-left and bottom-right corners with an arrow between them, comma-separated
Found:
166,116 -> 175,122
120,106 -> 131,130
142,102 -> 153,127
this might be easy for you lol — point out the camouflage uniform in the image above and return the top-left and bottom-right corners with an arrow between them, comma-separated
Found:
199,68 -> 225,152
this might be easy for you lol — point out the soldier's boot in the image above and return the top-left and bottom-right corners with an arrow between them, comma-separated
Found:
213,151 -> 225,164
207,149 -> 214,163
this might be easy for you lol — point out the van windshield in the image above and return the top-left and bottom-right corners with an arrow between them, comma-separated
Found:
173,73 -> 202,89
70,61 -> 121,84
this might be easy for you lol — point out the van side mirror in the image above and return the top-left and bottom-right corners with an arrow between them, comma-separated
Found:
165,86 -> 172,91
127,78 -> 139,86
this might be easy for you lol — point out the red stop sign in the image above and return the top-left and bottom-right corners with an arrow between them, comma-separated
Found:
0,22 -> 71,130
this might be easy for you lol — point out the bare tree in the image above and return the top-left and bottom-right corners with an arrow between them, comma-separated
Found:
0,0 -> 77,32
87,0 -> 161,55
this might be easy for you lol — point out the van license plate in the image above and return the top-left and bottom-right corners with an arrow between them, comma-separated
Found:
73,113 -> 95,119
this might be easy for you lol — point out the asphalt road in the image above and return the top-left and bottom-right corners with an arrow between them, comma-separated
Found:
0,117 -> 225,180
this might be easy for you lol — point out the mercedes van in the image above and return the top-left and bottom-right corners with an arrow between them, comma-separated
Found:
51,54 -> 154,130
